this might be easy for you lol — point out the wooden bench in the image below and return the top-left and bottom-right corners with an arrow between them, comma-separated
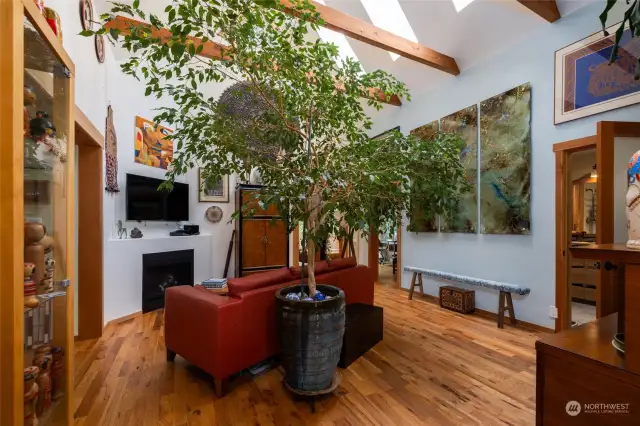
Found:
404,267 -> 531,329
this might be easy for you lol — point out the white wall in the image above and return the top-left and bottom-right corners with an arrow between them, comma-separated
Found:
369,3 -> 640,328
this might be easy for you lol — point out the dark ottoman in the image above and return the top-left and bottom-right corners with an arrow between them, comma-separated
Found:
338,303 -> 383,368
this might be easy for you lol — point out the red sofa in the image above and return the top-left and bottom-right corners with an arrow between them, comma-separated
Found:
164,257 -> 374,396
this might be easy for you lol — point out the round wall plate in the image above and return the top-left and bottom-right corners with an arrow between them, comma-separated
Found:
205,206 -> 223,223
95,34 -> 105,63
80,0 -> 94,32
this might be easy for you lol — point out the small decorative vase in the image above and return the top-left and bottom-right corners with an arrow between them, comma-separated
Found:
24,366 -> 39,426
51,346 -> 65,400
24,263 -> 39,309
35,354 -> 52,416
627,150 -> 640,249
43,8 -> 63,42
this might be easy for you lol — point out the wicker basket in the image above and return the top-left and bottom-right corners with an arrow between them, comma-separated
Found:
439,286 -> 475,314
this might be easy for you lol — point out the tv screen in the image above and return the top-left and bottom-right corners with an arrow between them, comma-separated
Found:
126,174 -> 189,221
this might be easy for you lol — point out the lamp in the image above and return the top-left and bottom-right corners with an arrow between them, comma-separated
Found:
591,164 -> 598,179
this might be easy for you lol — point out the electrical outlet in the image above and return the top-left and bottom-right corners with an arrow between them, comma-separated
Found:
549,305 -> 558,319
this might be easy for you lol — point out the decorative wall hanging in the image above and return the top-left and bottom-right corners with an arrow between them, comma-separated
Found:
205,206 -> 224,223
440,105 -> 478,233
410,120 -> 438,142
79,0 -> 93,32
95,34 -> 105,63
627,150 -> 640,249
555,22 -> 640,124
480,83 -> 531,235
409,120 -> 439,232
105,105 -> 119,192
199,169 -> 229,202
134,116 -> 174,169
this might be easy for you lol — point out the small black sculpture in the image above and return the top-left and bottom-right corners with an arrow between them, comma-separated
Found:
130,227 -> 143,239
29,111 -> 56,142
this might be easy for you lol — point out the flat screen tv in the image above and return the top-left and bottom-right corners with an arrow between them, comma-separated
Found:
126,174 -> 189,221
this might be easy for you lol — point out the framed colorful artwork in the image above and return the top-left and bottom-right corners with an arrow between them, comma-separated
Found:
555,22 -> 640,124
134,116 -> 174,169
199,169 -> 229,203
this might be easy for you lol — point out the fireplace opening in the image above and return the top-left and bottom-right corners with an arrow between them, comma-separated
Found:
142,249 -> 194,313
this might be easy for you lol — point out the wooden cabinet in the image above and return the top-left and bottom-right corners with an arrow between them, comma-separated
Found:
235,184 -> 288,277
0,2 -> 76,425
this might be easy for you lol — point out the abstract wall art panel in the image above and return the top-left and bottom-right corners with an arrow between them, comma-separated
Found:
410,120 -> 438,141
134,116 -> 174,169
480,83 -> 531,235
408,120 -> 439,232
555,23 -> 640,124
440,105 -> 478,233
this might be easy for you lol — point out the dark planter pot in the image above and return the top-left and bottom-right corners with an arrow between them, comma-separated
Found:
275,284 -> 345,392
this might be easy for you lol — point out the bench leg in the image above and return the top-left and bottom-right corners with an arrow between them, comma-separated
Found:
417,273 -> 424,297
506,292 -> 517,326
498,291 -> 506,329
408,272 -> 417,300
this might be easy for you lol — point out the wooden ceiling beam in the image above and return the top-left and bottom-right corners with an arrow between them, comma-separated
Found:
105,16 -> 401,106
280,0 -> 460,75
516,0 -> 561,23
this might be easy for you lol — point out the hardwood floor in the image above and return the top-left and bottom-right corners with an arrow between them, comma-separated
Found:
74,282 -> 541,425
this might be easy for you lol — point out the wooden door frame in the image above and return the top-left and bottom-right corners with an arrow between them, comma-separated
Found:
75,107 -> 104,340
554,135 -> 597,332
554,122 -> 640,332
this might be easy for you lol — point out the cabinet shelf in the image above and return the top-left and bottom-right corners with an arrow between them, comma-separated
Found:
23,291 -> 66,315
570,243 -> 640,263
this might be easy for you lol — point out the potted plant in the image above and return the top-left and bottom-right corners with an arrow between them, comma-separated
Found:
89,0 -> 469,393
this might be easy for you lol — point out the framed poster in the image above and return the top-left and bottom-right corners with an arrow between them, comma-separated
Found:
199,168 -> 229,203
555,22 -> 640,124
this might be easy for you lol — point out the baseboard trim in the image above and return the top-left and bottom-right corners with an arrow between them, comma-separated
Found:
399,288 -> 553,334
105,311 -> 142,327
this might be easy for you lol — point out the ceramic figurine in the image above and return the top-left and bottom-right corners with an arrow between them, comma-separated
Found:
29,111 -> 56,143
51,346 -> 65,400
33,0 -> 45,14
24,86 -> 36,137
24,366 -> 39,426
130,227 -> 143,239
35,354 -> 52,416
25,222 -> 46,294
32,344 -> 52,369
627,150 -> 640,249
44,8 -> 63,42
24,263 -> 40,309
42,257 -> 54,293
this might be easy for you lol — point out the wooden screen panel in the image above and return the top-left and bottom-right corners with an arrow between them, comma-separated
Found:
265,220 -> 287,266
241,220 -> 266,268
242,190 -> 280,216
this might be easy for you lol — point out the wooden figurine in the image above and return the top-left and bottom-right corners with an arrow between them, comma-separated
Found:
32,344 -> 52,368
627,150 -> 640,249
51,346 -> 65,400
35,354 -> 52,416
24,366 -> 39,426
25,222 -> 46,294
24,263 -> 40,309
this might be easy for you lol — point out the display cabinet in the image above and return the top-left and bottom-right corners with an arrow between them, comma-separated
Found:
0,1 -> 75,425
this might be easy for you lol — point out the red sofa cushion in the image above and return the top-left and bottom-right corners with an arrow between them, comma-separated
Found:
327,256 -> 357,272
290,260 -> 331,279
227,267 -> 293,296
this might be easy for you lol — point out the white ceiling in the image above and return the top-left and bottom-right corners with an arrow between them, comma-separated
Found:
106,0 -> 593,97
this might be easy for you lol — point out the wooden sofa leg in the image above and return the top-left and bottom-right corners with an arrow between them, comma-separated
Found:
214,378 -> 224,398
506,292 -> 517,326
498,291 -> 506,329
167,349 -> 176,362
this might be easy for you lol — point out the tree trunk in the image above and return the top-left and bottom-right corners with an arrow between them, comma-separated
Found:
306,236 -> 317,296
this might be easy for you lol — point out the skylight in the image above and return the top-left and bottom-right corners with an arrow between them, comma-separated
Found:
360,0 -> 418,61
315,0 -> 358,64
452,0 -> 476,13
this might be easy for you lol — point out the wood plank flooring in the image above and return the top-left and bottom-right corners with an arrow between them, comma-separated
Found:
74,282 -> 542,425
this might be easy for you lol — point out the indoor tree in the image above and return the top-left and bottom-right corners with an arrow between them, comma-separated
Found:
600,0 -> 640,77
90,0 -> 469,296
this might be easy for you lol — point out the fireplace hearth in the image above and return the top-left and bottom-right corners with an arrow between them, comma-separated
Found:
142,249 -> 194,313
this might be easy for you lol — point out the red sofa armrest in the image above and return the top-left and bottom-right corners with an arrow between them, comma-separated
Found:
164,286 -> 244,380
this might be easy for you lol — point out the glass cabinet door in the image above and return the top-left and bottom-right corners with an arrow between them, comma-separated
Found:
23,14 -> 72,426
